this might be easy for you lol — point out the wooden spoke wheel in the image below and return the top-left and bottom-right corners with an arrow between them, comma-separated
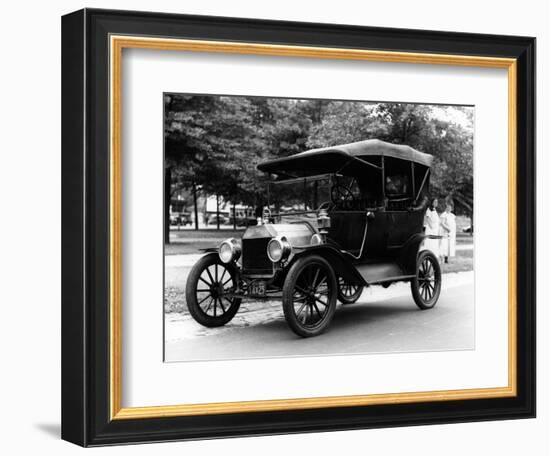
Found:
411,250 -> 442,310
185,254 -> 241,327
337,277 -> 363,304
282,255 -> 337,337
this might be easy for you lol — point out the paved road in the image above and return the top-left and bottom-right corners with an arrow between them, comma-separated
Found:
164,272 -> 474,362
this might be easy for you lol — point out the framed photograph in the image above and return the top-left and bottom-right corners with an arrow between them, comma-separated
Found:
61,8 -> 535,446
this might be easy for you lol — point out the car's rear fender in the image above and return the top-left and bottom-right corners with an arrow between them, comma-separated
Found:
398,233 -> 440,274
290,245 -> 365,286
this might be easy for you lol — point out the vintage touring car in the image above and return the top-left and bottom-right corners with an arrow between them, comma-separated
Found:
185,139 -> 442,337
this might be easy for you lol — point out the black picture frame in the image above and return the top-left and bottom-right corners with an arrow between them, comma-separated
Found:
62,8 -> 536,447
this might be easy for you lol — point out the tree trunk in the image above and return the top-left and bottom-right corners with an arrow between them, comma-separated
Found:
192,181 -> 199,231
164,167 -> 172,244
254,202 -> 263,222
233,203 -> 237,230
216,194 -> 220,230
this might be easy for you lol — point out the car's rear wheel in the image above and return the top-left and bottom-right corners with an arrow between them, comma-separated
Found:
282,255 -> 337,337
337,277 -> 363,304
186,254 -> 241,327
411,250 -> 442,309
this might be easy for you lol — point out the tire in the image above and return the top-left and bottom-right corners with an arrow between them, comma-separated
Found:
185,254 -> 241,327
282,255 -> 338,337
411,250 -> 442,310
337,277 -> 363,304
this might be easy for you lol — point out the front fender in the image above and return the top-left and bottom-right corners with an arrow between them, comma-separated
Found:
199,247 -> 219,253
290,244 -> 365,286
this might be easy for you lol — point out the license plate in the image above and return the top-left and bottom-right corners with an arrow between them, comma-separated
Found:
249,281 -> 266,297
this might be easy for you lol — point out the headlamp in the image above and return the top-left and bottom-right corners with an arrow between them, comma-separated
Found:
218,238 -> 241,263
266,236 -> 291,262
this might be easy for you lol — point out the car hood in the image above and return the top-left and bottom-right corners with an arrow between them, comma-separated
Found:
242,223 -> 315,248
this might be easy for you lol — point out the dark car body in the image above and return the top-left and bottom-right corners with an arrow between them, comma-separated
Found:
186,139 -> 442,337
250,139 -> 434,283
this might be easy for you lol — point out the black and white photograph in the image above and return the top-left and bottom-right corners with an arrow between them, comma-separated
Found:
0,0 -> 541,451
163,94 -> 475,362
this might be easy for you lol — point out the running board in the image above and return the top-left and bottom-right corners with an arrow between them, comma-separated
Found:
356,262 -> 414,285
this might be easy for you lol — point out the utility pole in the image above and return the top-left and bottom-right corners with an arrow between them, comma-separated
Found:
192,181 -> 199,230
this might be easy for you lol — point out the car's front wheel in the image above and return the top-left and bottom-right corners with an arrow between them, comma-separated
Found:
282,255 -> 337,337
185,254 -> 241,327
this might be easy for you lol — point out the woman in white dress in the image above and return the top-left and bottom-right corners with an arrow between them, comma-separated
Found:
439,203 -> 457,263
423,198 -> 440,257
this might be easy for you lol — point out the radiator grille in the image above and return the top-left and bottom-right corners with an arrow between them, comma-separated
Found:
242,238 -> 272,274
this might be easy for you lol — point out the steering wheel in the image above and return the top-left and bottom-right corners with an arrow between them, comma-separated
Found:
317,201 -> 332,212
331,185 -> 356,209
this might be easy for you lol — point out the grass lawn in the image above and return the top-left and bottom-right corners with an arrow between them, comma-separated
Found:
456,233 -> 474,244
441,248 -> 473,274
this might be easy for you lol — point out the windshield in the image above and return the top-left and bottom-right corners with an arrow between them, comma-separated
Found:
262,157 -> 431,218
266,172 -> 387,219
267,174 -> 332,216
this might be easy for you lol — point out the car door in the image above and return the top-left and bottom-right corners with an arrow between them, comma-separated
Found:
386,209 -> 423,248
362,210 -> 388,258
327,210 -> 367,256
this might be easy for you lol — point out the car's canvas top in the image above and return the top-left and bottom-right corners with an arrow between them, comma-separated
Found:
258,139 -> 433,177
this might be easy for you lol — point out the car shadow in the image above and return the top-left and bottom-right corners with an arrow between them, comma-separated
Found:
238,299 -> 422,341
338,300 -> 418,319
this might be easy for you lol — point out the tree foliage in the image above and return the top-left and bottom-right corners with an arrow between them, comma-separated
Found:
165,95 -> 474,216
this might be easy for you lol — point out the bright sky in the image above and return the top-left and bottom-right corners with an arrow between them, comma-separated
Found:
428,105 -> 474,131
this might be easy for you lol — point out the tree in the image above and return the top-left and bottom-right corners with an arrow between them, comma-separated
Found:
164,96 -> 474,240
236,98 -> 319,211
374,103 -> 432,147
425,120 -> 473,218
307,101 -> 387,148
164,95 -> 256,234
369,103 -> 473,218
307,102 -> 474,220
164,94 -> 221,237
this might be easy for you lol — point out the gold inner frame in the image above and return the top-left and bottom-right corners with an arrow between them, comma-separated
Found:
109,35 -> 517,420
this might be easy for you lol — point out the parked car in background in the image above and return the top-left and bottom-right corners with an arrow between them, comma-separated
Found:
229,207 -> 257,227
230,215 -> 257,227
170,211 -> 192,226
207,214 -> 229,225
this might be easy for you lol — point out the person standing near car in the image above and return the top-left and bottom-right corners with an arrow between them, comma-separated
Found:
423,198 -> 440,257
439,202 -> 457,263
